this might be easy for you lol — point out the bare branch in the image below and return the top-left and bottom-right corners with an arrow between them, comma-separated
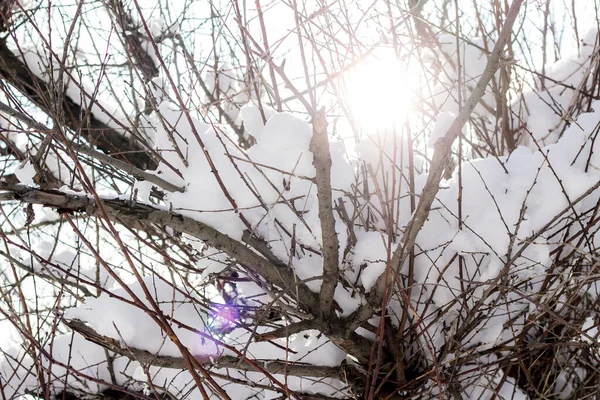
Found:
0,100 -> 183,192
64,318 -> 343,380
0,183 -> 321,314
310,108 -> 339,318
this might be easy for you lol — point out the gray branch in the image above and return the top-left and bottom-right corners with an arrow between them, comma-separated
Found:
0,40 -> 156,170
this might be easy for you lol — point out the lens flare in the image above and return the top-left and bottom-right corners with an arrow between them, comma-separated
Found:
209,304 -> 240,332
344,52 -> 418,132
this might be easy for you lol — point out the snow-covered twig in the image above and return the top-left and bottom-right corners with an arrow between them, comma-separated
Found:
64,318 -> 343,380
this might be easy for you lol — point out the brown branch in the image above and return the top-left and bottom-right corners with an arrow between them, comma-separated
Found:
241,230 -> 287,268
0,184 -> 380,365
0,100 -> 183,192
105,0 -> 159,83
254,319 -> 318,341
310,108 -> 339,318
104,0 -> 161,116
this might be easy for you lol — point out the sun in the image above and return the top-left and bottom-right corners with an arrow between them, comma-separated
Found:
344,51 -> 418,132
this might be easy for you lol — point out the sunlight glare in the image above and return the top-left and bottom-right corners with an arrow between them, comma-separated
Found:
345,52 -> 418,132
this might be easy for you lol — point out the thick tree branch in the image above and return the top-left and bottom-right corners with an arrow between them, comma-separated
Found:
104,0 -> 161,116
241,229 -> 287,268
105,0 -> 160,84
64,318 -> 342,380
0,184 -> 381,365
254,319 -> 318,341
0,183 -> 321,314
0,100 -> 183,192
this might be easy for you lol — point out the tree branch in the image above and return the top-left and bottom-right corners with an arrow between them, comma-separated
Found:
105,0 -> 160,83
0,100 -> 183,192
63,318 -> 342,380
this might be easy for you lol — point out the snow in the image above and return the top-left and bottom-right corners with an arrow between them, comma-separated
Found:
15,44 -> 139,142
239,103 -> 276,141
140,38 -> 161,69
42,333 -> 132,394
400,101 -> 600,365
581,316 -> 599,344
133,179 -> 153,202
204,62 -> 235,95
513,28 -> 599,147
0,345 -> 38,399
434,34 -> 498,116
342,71 -> 600,396
1,333 -> 141,398
352,230 -> 390,291
150,103 -> 355,307
14,159 -> 36,186
146,86 -> 600,395
429,111 -> 457,147
135,363 -> 346,399
148,76 -> 167,105
461,360 -> 528,400
248,112 -> 315,179
144,17 -> 167,40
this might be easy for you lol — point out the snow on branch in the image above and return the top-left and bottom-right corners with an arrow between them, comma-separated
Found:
63,318 -> 343,380
347,0 -> 527,332
0,183 -> 322,313
0,41 -> 155,170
